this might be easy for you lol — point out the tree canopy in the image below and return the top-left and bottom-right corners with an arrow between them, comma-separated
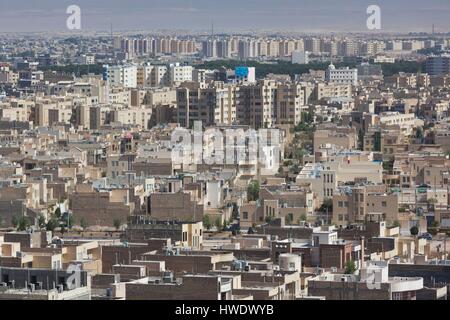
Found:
410,225 -> 419,236
247,180 -> 260,202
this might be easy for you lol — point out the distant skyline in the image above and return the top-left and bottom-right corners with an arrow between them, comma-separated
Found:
0,0 -> 449,33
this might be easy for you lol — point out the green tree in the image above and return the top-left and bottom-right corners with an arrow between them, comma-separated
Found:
289,164 -> 300,174
301,111 -> 314,124
80,218 -> 88,230
214,217 -> 223,231
232,226 -> 241,236
202,215 -> 212,231
54,207 -> 62,219
345,260 -> 357,274
195,59 -> 424,80
292,148 -> 306,162
358,129 -> 365,150
231,203 -> 239,220
61,213 -> 75,229
410,225 -> 419,237
265,215 -> 274,224
17,216 -> 30,231
319,199 -> 333,213
46,218 -> 59,232
12,215 -> 19,228
415,127 -> 424,140
294,112 -> 315,133
392,220 -> 401,228
69,215 -> 75,229
247,180 -> 260,202
38,215 -> 46,229
222,219 -> 229,231
300,214 -> 307,222
113,219 -> 122,231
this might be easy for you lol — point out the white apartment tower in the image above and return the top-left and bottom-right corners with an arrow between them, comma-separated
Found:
325,64 -> 358,86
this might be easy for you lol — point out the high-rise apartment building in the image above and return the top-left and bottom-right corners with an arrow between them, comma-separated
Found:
106,64 -> 138,88
325,64 -> 358,86
426,55 -> 450,76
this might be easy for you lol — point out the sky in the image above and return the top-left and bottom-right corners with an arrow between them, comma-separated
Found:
0,0 -> 449,33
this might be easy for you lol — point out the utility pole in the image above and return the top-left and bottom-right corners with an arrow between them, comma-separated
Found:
444,234 -> 447,259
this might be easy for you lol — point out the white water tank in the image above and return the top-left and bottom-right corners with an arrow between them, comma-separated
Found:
279,253 -> 302,272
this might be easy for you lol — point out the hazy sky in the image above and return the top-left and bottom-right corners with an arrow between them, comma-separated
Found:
0,0 -> 449,33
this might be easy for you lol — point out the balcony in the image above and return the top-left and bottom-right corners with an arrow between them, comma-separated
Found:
220,279 -> 232,293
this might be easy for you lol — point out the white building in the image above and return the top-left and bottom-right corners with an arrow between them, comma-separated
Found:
78,54 -> 95,65
169,63 -> 193,85
106,64 -> 137,88
325,64 -> 358,86
152,65 -> 169,87
378,112 -> 423,135
291,51 -> 310,64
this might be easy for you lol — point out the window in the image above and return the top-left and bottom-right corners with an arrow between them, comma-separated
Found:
382,201 -> 387,207
243,212 -> 248,220
287,213 -> 294,222
392,292 -> 402,300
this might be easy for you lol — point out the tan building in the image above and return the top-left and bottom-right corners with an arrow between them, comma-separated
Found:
147,192 -> 204,221
333,185 -> 399,225
313,125 -> 357,152
69,184 -> 135,227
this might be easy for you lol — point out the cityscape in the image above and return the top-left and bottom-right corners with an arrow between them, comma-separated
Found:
0,0 -> 450,306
